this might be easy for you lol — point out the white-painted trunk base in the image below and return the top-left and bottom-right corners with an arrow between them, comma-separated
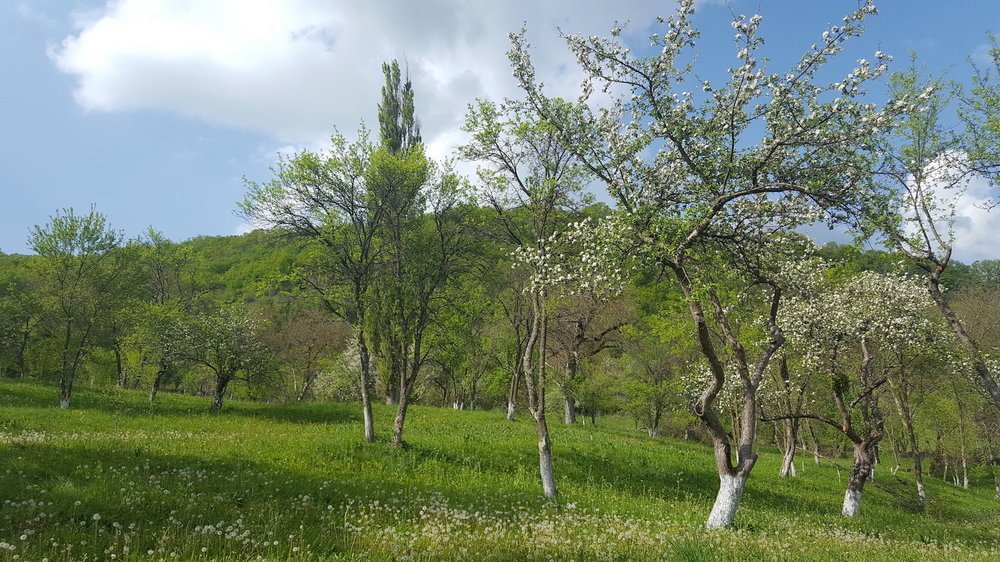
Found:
917,481 -> 926,500
506,402 -> 516,421
59,398 -> 70,410
706,475 -> 746,529
539,441 -> 557,498
779,450 -> 797,478
842,488 -> 862,517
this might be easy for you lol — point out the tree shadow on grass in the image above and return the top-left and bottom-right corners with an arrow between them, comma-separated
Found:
0,380 -> 359,427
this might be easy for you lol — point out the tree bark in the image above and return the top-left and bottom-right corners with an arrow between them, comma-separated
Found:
523,290 -> 557,498
779,420 -> 798,478
843,442 -> 875,517
392,390 -> 410,448
707,474 -> 748,529
358,331 -> 376,443
149,364 -> 166,403
210,376 -> 230,414
563,395 -> 577,425
890,379 -> 925,499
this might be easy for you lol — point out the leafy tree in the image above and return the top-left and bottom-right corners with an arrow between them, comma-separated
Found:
509,0 -> 906,527
171,305 -> 271,413
29,207 -> 124,409
379,59 -> 421,153
241,129 -> 381,442
461,98 -> 591,422
873,61 -> 1000,412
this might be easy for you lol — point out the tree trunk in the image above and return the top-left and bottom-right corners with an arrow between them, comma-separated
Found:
779,419 -> 798,478
58,376 -> 72,410
904,426 -> 925,499
707,474 -> 747,529
114,342 -> 125,388
149,366 -> 166,402
506,367 -> 519,421
536,413 -> 557,498
928,278 -> 1000,412
358,331 -> 376,443
210,376 -> 230,414
843,443 -> 875,517
392,391 -> 410,448
808,421 -> 821,466
563,395 -> 576,425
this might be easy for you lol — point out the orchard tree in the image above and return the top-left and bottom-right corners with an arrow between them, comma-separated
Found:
873,60 -> 1000,412
172,305 -> 271,413
508,0 -> 908,527
461,98 -> 591,421
513,216 -> 630,498
241,128 -> 381,442
777,269 -> 938,516
29,207 -> 124,409
548,292 -> 631,424
265,308 -> 351,403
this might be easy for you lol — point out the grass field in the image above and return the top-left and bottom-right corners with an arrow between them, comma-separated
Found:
0,380 -> 997,560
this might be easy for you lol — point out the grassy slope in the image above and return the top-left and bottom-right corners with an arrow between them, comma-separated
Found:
0,380 -> 997,561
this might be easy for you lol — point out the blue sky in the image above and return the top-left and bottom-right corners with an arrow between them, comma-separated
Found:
1,1 -> 997,259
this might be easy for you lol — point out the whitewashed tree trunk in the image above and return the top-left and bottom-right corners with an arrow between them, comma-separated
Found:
59,397 -> 70,410
706,474 -> 746,529
843,443 -> 874,517
916,480 -> 926,500
842,488 -> 862,517
537,416 -> 557,498
779,446 -> 797,478
506,401 -> 516,421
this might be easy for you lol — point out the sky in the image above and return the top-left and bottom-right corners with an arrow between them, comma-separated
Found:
1,0 -> 998,261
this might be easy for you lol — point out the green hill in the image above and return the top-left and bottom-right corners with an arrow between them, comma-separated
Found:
0,380 -> 997,561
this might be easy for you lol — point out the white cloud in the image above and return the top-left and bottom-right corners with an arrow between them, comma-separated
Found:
950,174 -> 1000,264
50,0 -> 676,154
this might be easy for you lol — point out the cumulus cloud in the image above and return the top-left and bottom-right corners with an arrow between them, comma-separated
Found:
950,174 -> 1000,264
50,0 -> 678,158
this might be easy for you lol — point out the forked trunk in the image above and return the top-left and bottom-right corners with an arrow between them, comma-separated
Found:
506,367 -> 520,421
779,420 -> 798,478
707,474 -> 747,529
58,377 -> 73,410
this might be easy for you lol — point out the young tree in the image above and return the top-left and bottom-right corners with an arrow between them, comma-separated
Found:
873,61 -> 1000,412
132,229 -> 199,401
366,147 -> 470,447
508,0 -> 904,527
29,207 -> 124,409
461,98 -> 591,421
241,129 -> 381,442
514,217 -> 630,498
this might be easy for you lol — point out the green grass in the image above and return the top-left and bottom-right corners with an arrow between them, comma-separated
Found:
0,380 -> 997,560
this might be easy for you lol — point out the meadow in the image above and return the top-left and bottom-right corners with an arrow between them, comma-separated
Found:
0,380 -> 997,561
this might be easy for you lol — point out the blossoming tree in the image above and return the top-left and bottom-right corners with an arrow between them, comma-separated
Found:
508,0 -> 906,527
